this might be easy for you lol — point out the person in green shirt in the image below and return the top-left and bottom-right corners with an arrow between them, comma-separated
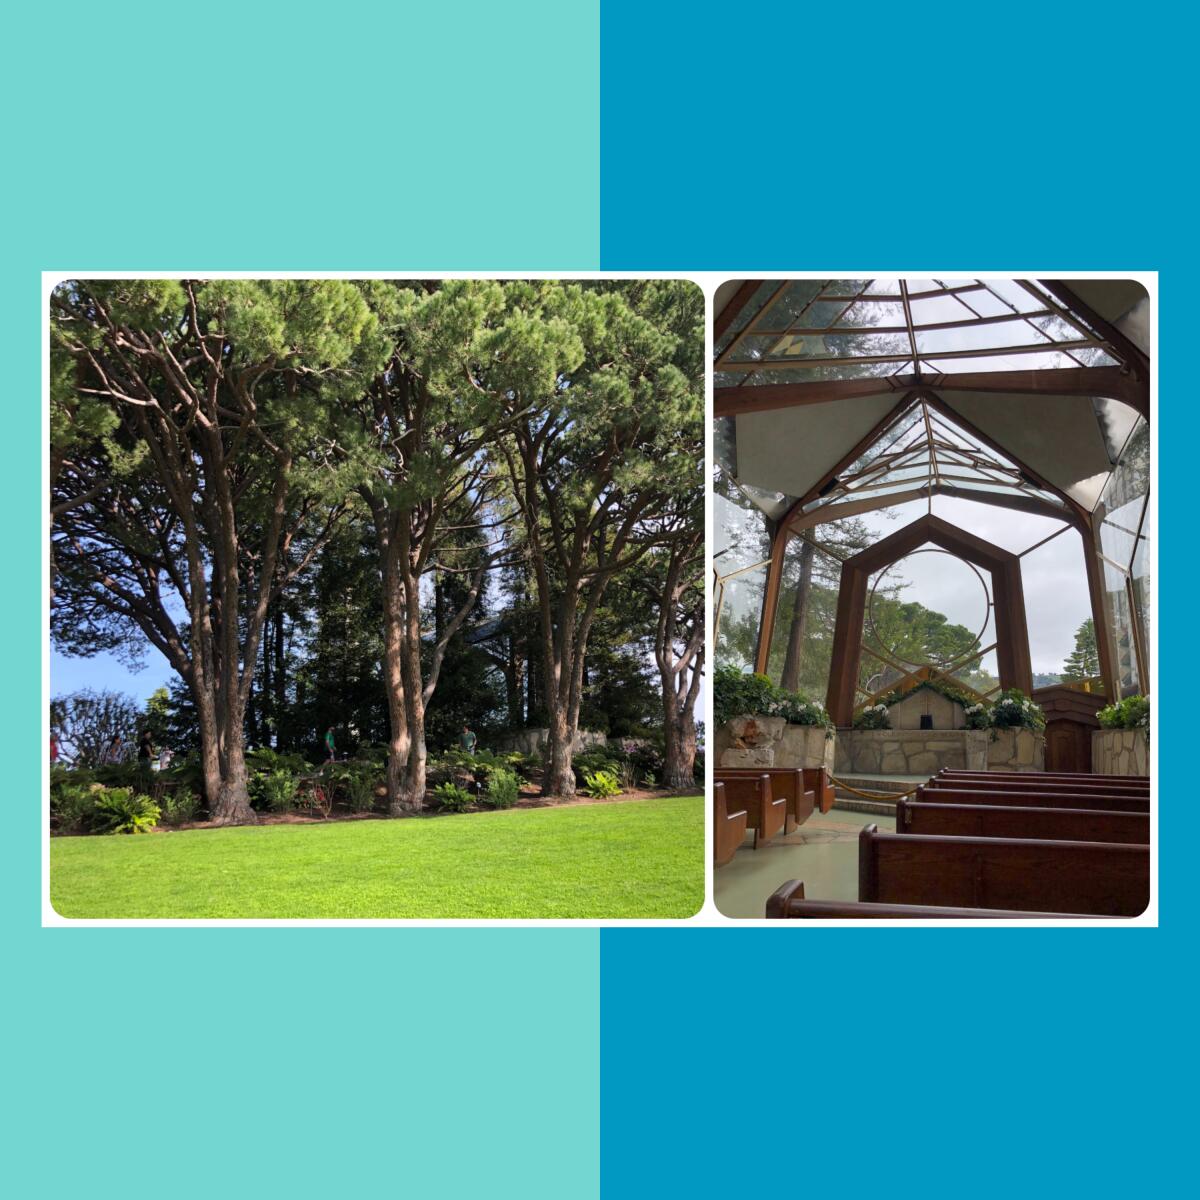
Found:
459,724 -> 477,756
324,726 -> 336,762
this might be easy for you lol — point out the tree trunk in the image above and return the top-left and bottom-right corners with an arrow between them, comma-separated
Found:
780,540 -> 815,693
543,709 -> 577,798
662,689 -> 697,790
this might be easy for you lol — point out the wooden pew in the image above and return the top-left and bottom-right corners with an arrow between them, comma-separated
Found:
714,767 -> 815,831
714,782 -> 748,867
940,769 -> 1148,782
765,880 -> 1092,919
926,776 -> 1148,798
711,772 -> 786,849
938,770 -> 1149,791
917,785 -> 1150,814
897,798 -> 1149,844
805,767 -> 836,815
859,824 -> 1149,916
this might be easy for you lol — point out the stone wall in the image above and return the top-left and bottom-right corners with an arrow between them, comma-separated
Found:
986,728 -> 1045,771
1092,728 -> 1149,776
716,716 -> 835,771
835,729 -> 989,775
494,728 -> 607,756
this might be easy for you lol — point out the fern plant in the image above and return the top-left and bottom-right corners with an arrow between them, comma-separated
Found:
91,788 -> 161,835
433,782 -> 473,812
483,768 -> 520,809
583,769 -> 622,799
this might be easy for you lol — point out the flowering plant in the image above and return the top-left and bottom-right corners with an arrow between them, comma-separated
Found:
987,689 -> 1046,731
963,703 -> 991,730
853,703 -> 891,730
1097,694 -> 1149,734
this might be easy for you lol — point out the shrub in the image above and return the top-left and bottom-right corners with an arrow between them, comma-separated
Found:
161,789 -> 200,826
52,783 -> 101,834
963,703 -> 991,730
853,704 -> 891,730
712,664 -> 833,733
583,769 -> 622,799
572,749 -> 623,785
433,782 -> 474,812
344,770 -> 379,813
1098,695 -> 1150,733
259,769 -> 298,813
91,788 -> 161,835
641,771 -> 657,789
483,768 -> 520,809
989,689 -> 1046,731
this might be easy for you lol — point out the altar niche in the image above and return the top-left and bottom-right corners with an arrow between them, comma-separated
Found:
825,513 -> 1033,728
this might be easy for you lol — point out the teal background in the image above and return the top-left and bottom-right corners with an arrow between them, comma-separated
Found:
600,3 -> 1187,1198
5,4 -> 601,1198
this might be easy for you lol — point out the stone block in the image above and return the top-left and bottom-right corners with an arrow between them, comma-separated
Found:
720,746 -> 775,769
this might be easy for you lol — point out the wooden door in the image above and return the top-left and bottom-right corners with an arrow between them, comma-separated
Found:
1045,720 -> 1092,773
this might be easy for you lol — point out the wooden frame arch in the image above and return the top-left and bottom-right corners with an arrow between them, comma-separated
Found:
822,514 -> 1034,727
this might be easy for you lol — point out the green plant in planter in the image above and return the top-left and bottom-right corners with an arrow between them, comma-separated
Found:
713,664 -> 834,733
988,689 -> 1046,731
1097,695 -> 1150,733
963,703 -> 991,730
853,704 -> 891,730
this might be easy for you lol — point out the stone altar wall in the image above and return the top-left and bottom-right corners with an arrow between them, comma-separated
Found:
716,716 -> 835,771
835,729 -> 990,775
986,728 -> 1045,771
1092,729 -> 1149,776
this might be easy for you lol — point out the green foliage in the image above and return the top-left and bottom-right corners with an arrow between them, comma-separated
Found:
433,782 -> 474,812
52,782 -> 103,835
572,749 -> 624,785
853,704 -> 891,730
483,768 -> 520,809
989,689 -> 1046,731
342,769 -> 380,813
877,677 -> 982,711
161,790 -> 200,827
641,772 -> 657,789
1098,695 -> 1150,732
259,770 -> 298,813
712,665 -> 833,732
1062,618 -> 1100,682
963,703 -> 991,730
583,770 -> 622,799
91,789 -> 161,835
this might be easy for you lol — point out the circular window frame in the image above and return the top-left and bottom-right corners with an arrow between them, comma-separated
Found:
866,547 -> 992,671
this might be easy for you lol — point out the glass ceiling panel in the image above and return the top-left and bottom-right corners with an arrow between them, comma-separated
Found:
716,278 -> 1131,381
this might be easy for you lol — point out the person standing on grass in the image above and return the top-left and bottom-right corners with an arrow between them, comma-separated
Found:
50,731 -> 59,765
459,723 -> 477,756
325,726 -> 337,763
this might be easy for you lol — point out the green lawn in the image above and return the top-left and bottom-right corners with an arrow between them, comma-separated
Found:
50,794 -> 703,919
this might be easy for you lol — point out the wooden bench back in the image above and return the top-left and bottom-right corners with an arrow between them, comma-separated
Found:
714,767 -> 816,828
765,880 -> 1093,919
714,782 -> 748,867
918,785 -> 1150,813
898,798 -> 1149,844
712,772 -> 785,847
927,776 -> 1148,797
860,824 -> 1148,915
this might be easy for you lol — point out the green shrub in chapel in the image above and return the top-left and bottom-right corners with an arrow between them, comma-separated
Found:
988,689 -> 1046,731
1097,694 -> 1150,734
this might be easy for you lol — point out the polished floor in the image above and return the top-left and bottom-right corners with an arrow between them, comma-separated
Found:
714,808 -> 897,919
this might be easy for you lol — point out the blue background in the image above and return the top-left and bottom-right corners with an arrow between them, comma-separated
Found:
6,2 -> 1189,1196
